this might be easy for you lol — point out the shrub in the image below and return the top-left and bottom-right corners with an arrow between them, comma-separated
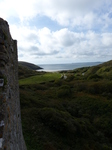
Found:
66,75 -> 74,81
54,79 -> 62,86
57,85 -> 71,98
87,74 -> 102,80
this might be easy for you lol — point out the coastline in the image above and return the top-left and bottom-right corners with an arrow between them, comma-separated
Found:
37,62 -> 103,72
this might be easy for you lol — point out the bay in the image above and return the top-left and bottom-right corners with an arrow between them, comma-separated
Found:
38,62 -> 103,72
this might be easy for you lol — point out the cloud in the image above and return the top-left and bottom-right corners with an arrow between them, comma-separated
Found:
0,0 -> 37,20
0,0 -> 112,30
102,33 -> 112,46
32,50 -> 59,56
0,0 -> 112,63
9,23 -> 112,63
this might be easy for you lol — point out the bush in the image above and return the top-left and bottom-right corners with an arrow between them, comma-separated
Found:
57,85 -> 71,98
54,79 -> 62,86
87,74 -> 102,80
66,75 -> 74,81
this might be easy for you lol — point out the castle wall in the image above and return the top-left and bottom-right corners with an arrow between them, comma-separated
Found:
0,18 -> 27,150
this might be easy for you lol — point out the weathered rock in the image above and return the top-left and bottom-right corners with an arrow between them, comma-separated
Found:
0,18 -> 27,150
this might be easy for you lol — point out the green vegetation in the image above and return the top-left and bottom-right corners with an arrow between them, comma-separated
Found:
19,72 -> 61,85
19,60 -> 112,150
19,61 -> 42,70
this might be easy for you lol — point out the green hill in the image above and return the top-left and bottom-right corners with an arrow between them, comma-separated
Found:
19,60 -> 112,150
18,61 -> 43,79
68,60 -> 112,80
85,60 -> 112,80
19,61 -> 42,70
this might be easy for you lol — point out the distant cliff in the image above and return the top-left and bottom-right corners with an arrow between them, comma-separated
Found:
19,61 -> 43,70
0,18 -> 27,150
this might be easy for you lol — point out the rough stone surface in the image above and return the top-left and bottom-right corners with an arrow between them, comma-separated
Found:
0,18 -> 27,150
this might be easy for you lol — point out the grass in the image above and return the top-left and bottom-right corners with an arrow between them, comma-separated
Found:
19,72 -> 61,85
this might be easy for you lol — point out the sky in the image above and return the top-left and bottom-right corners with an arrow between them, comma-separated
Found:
0,0 -> 112,64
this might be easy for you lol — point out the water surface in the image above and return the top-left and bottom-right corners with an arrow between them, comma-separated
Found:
38,62 -> 102,72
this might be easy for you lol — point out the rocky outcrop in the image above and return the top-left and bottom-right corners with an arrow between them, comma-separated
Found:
0,18 -> 27,150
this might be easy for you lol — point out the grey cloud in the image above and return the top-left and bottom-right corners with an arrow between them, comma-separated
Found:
56,56 -> 63,58
29,46 -> 39,51
18,46 -> 39,52
18,54 -> 24,58
32,50 -> 59,56
72,49 -> 95,57
18,46 -> 27,52
48,0 -> 102,15
26,33 -> 38,42
61,34 -> 76,47
55,28 -> 81,47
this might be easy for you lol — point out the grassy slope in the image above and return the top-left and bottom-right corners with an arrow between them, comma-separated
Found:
19,72 -> 61,85
19,60 -> 112,150
19,61 -> 42,70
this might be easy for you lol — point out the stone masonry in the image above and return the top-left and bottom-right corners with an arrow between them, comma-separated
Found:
0,18 -> 27,150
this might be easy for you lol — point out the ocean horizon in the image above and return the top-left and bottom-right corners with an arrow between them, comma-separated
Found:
38,62 -> 103,72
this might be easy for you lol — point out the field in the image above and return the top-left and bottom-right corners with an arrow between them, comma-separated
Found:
19,61 -> 112,150
19,72 -> 61,85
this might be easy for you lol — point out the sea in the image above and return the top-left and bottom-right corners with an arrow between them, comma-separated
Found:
38,62 -> 103,72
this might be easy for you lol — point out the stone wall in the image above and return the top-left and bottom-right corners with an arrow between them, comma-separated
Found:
0,18 -> 27,150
